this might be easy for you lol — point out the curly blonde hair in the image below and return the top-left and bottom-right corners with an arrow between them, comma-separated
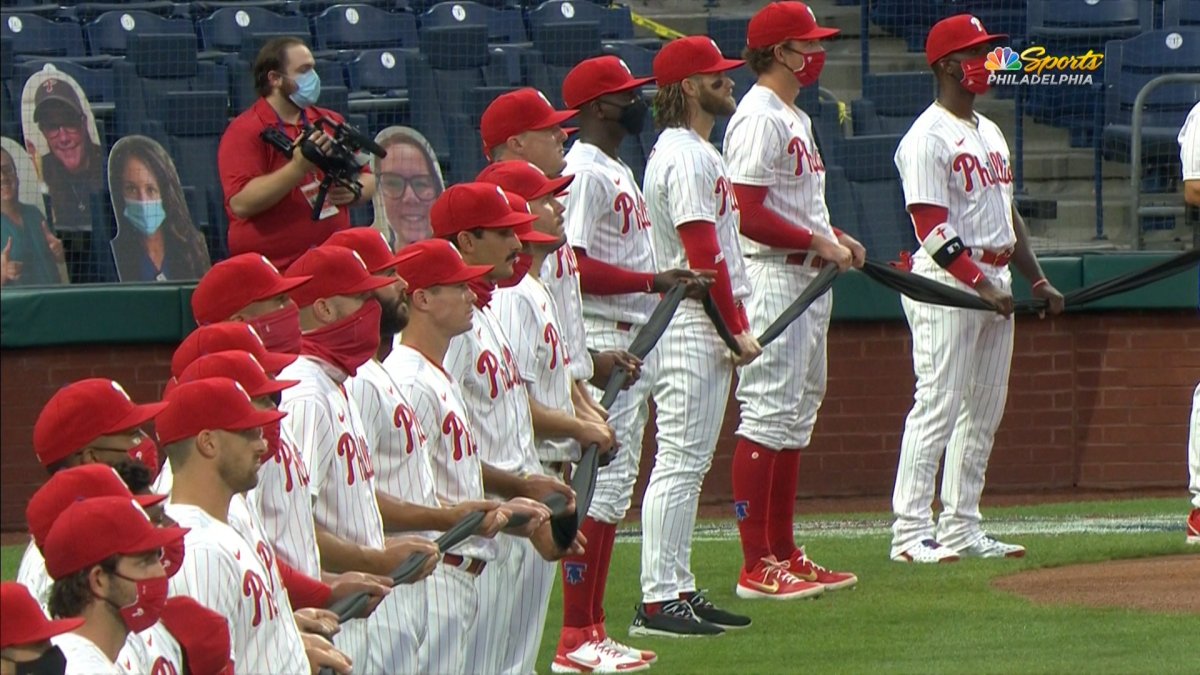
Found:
653,82 -> 690,131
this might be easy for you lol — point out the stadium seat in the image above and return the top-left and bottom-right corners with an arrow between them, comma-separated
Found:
528,0 -> 634,41
420,1 -> 527,44
16,59 -> 117,103
187,0 -> 293,20
824,166 -> 859,236
953,0 -> 1026,47
0,37 -> 18,140
197,7 -> 311,53
66,2 -> 179,24
833,134 -> 903,183
345,48 -> 411,129
85,11 -> 194,56
852,72 -> 934,136
112,33 -> 229,137
312,4 -> 419,52
164,90 -> 229,261
1163,0 -> 1200,28
850,179 -> 914,260
870,0 -> 946,52
527,21 -> 602,109
298,0 -> 409,17
1,13 -> 88,58
707,15 -> 750,59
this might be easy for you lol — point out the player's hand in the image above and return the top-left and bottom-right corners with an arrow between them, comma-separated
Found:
1032,280 -> 1065,318
520,474 -> 576,514
811,235 -> 853,272
501,497 -> 553,537
731,331 -> 763,366
328,184 -> 358,206
326,571 -> 392,619
294,607 -> 340,639
836,231 -> 867,269
976,278 -> 1014,317
530,522 -> 587,561
1,237 -> 23,283
589,350 -> 642,390
447,499 -> 509,538
574,419 -> 617,455
301,632 -> 352,675
652,268 -> 713,298
376,535 -> 441,581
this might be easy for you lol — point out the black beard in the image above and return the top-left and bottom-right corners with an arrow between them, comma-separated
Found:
378,300 -> 409,337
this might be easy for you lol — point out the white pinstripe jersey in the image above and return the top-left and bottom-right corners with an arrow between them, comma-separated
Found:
279,355 -> 386,551
445,304 -> 541,476
16,541 -> 50,612
724,84 -> 834,257
562,141 -> 658,326
53,634 -> 122,675
349,358 -> 441,541
540,247 -> 593,381
894,103 -> 1016,250
164,502 -> 308,675
133,623 -> 183,675
245,421 -> 322,577
646,127 -> 752,300
1180,102 -> 1200,181
493,275 -> 580,463
382,345 -> 496,561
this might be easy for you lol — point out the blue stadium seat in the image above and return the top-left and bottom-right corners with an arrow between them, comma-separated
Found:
849,179 -> 915,260
112,33 -> 229,137
163,90 -> 229,261
66,2 -> 179,24
16,59 -> 117,103
852,71 -> 934,136
527,20 -> 602,109
85,11 -> 194,56
953,0 -> 1026,47
870,0 -> 945,52
345,48 -> 411,129
312,4 -> 419,52
1163,0 -> 1200,28
299,0 -> 409,18
528,0 -> 633,41
188,0 -> 294,20
707,15 -> 749,59
1,13 -> 88,58
824,166 -> 859,236
600,40 -> 657,79
421,1 -> 527,44
197,7 -> 310,53
0,37 -> 18,140
1102,29 -> 1200,166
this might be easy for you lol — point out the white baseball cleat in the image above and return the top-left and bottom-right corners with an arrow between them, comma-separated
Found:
551,639 -> 650,673
891,538 -> 961,563
957,536 -> 1026,559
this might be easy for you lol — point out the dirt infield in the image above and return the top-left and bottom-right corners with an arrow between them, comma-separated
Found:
993,554 -> 1200,614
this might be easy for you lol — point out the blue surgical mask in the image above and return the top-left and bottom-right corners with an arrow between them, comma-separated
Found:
124,199 -> 166,236
289,69 -> 321,109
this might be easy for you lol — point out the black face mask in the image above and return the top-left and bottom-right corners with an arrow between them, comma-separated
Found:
604,98 -> 647,136
269,391 -> 283,407
13,646 -> 68,675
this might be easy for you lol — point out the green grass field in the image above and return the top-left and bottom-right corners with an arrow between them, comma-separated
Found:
4,498 -> 1195,673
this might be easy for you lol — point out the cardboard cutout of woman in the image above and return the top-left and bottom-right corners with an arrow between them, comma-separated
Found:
107,135 -> 211,282
371,126 -> 445,250
0,137 -> 67,288
20,67 -> 104,283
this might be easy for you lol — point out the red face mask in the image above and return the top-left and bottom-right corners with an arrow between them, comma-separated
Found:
468,277 -> 497,309
160,538 -> 185,579
127,436 -> 160,479
248,303 -> 302,354
498,253 -> 532,289
791,49 -> 826,87
106,573 -> 169,632
262,420 -> 283,462
958,56 -> 991,95
300,299 -> 382,376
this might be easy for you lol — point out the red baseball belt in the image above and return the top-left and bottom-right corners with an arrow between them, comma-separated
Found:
975,247 -> 1014,267
783,252 -> 827,268
443,553 -> 487,576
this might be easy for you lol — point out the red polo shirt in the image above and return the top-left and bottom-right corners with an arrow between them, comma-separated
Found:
218,98 -> 368,270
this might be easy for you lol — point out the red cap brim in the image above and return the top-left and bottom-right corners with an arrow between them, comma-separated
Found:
533,108 -> 577,130
439,263 -> 494,287
258,274 -> 312,302
794,26 -> 841,40
20,616 -> 86,644
343,274 -> 401,297
245,378 -> 300,398
135,493 -> 168,510
532,174 -> 575,200
563,127 -> 579,136
225,407 -> 288,434
480,210 -> 539,230
122,524 -> 190,557
699,57 -> 746,74
105,401 -> 169,436
518,230 -> 562,244
257,351 -> 298,375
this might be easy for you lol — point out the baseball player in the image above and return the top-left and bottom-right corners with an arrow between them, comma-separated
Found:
190,252 -> 308,354
1,581 -> 84,674
640,34 -> 776,627
482,87 -> 575,179
558,54 -> 718,639
724,1 -> 861,594
41,496 -> 188,675
325,227 -> 508,674
430,182 -> 581,674
157,377 -> 330,674
1178,101 -> 1199,544
890,14 -> 1065,562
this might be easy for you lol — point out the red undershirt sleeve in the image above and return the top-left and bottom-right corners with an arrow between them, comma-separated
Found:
573,248 -> 657,295
733,184 -> 814,250
276,558 -> 333,609
677,220 -> 745,334
909,203 -> 985,288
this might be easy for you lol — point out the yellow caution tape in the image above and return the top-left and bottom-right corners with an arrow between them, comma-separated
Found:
629,11 -> 686,41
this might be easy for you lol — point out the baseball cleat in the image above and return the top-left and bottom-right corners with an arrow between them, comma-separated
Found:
593,624 -> 658,663
783,546 -> 858,591
683,590 -> 752,629
891,539 -> 961,563
628,601 -> 724,638
735,557 -> 825,600
957,536 -> 1026,559
552,637 -> 650,673
1186,509 -> 1200,545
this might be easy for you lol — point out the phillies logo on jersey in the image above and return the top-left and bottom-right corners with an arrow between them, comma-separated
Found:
336,432 -> 376,485
242,569 -> 280,627
443,410 -> 477,461
273,438 -> 310,493
613,192 -> 652,234
714,176 -> 740,216
256,541 -> 277,591
952,151 -> 1014,192
564,562 -> 586,585
476,348 -> 517,399
543,322 -> 562,370
394,403 -> 427,454
150,658 -> 179,675
787,137 -> 825,176
553,245 -> 579,279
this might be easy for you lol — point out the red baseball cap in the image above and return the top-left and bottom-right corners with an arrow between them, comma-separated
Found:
285,245 -> 398,309
475,160 -> 574,201
178,351 -> 299,399
394,239 -> 493,292
33,379 -> 167,469
323,228 -> 422,275
654,35 -> 745,86
160,597 -> 234,675
503,191 -> 560,245
481,88 -> 577,153
747,1 -> 840,49
0,582 -> 84,647
156,377 -> 287,446
173,323 -> 296,378
191,254 -> 311,326
26,464 -> 166,551
562,56 -> 655,109
43,496 -> 189,580
430,182 -> 539,238
925,14 -> 1006,65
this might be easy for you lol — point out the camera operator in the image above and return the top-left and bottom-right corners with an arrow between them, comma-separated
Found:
218,37 -> 376,269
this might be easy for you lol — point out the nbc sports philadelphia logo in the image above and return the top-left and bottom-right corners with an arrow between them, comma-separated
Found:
984,46 -> 1102,86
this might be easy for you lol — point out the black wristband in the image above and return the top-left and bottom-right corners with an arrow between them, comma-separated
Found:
930,236 -> 967,268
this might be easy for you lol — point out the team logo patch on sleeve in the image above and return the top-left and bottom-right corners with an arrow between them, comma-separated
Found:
564,562 -> 587,585
734,501 -> 749,522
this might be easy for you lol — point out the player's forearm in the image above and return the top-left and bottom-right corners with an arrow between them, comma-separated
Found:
278,560 -> 333,609
573,248 -> 657,295
315,526 -> 383,575
481,463 -> 527,499
910,204 -> 986,288
1008,207 -> 1045,283
678,220 -> 746,333
376,490 -> 455,532
528,396 -> 586,442
228,159 -> 308,218
571,381 -> 606,422
733,184 -> 814,249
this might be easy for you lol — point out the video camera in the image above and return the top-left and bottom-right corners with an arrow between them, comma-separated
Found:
260,116 -> 387,220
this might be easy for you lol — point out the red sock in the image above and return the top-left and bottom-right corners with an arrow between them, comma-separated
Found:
562,517 -> 607,628
591,519 -> 617,624
732,438 -> 777,571
767,449 -> 802,560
